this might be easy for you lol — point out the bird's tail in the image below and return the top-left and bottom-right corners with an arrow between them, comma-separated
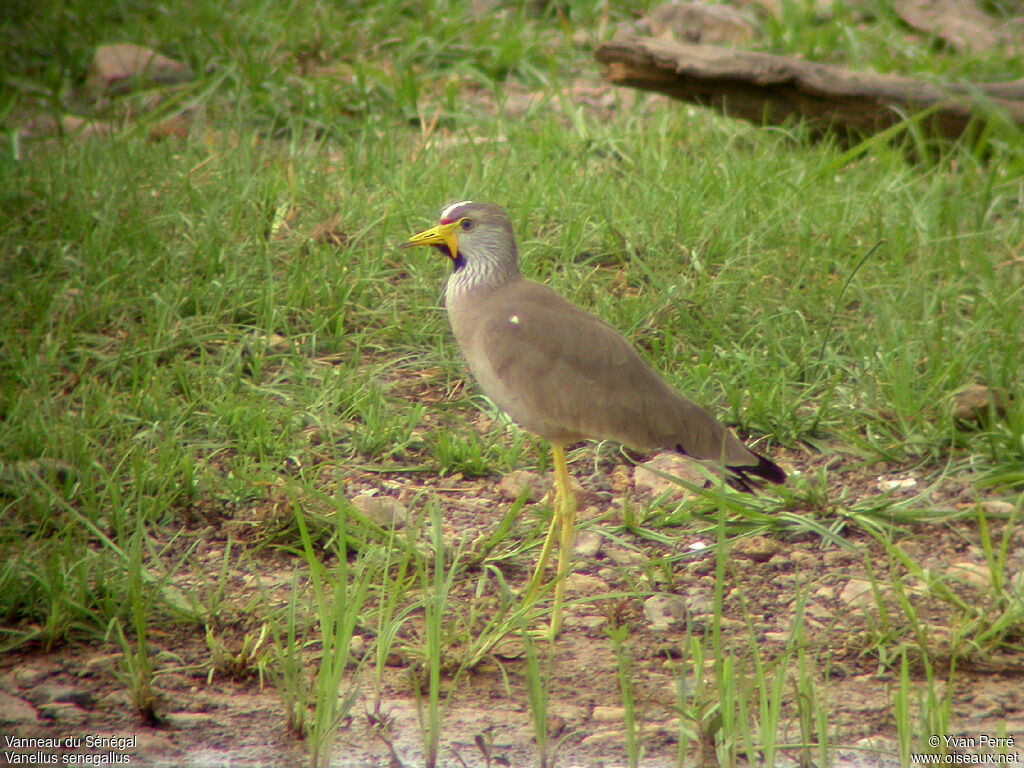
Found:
726,451 -> 786,493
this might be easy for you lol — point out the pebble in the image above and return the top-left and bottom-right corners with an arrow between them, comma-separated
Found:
566,573 -> 606,596
0,691 -> 38,724
838,578 -> 875,608
38,702 -> 88,725
732,536 -> 780,563
572,530 -> 602,558
945,561 -> 991,588
876,476 -> 917,492
497,470 -> 546,502
351,492 -> 408,529
981,500 -> 1016,516
643,594 -> 689,631
591,705 -> 625,723
634,453 -> 707,499
348,635 -> 367,659
24,684 -> 93,709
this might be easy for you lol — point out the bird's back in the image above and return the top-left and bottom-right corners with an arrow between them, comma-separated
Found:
447,277 -> 762,469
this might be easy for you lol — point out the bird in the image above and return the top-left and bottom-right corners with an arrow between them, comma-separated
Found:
401,201 -> 785,636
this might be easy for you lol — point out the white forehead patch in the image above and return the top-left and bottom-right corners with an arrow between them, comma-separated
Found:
440,200 -> 474,220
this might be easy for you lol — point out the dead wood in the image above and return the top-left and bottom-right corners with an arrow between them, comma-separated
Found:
595,37 -> 1024,139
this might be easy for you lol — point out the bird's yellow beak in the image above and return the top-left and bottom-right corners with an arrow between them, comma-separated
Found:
400,221 -> 460,260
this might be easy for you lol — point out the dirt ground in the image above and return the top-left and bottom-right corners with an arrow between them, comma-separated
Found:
2,445 -> 1023,768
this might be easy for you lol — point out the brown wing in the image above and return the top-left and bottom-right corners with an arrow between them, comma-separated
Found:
454,279 -> 761,467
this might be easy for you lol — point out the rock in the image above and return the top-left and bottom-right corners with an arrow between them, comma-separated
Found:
981,500 -> 1016,516
165,711 -> 218,728
838,578 -> 875,608
643,594 -> 689,631
135,732 -> 180,760
348,635 -> 367,660
563,614 -> 605,630
12,665 -> 49,689
591,705 -> 626,723
953,384 -> 1007,423
968,692 -> 1003,718
822,549 -> 853,566
813,585 -> 836,600
682,588 -> 713,616
579,728 -> 628,749
24,684 -> 93,709
87,43 -> 191,93
946,561 -> 991,588
0,691 -> 38,724
566,573 -> 606,596
572,530 -> 602,558
547,713 -> 567,738
648,2 -> 756,45
38,702 -> 88,725
497,470 -> 546,502
805,601 -> 834,621
605,546 -> 644,567
876,476 -> 917,492
610,465 -> 632,492
634,453 -> 708,499
731,536 -> 780,563
351,492 -> 408,529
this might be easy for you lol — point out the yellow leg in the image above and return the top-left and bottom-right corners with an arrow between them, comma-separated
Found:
549,444 -> 576,637
524,505 -> 559,602
522,445 -> 577,622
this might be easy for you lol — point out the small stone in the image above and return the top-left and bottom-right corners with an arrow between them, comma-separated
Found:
579,728 -> 627,749
563,614 -> 606,631
876,476 -> 918,492
566,573 -> 606,596
981,500 -> 1016,516
682,588 -> 713,616
805,601 -> 834,621
348,635 -> 367,659
165,711 -> 217,728
351,492 -> 408,529
946,561 -> 991,588
968,693 -> 1003,718
24,684 -> 93,709
572,530 -> 602,558
838,579 -> 875,608
732,536 -> 781,563
648,2 -> 756,45
610,465 -> 632,492
497,470 -> 546,502
135,732 -> 180,760
953,384 -> 1007,423
591,705 -> 625,723
12,665 -> 49,688
0,691 -> 38,724
547,713 -> 567,737
38,702 -> 88,725
634,453 -> 709,499
87,43 -> 191,93
813,585 -> 836,600
822,549 -> 853,566
764,631 -> 791,643
643,594 -> 689,631
605,546 -> 644,567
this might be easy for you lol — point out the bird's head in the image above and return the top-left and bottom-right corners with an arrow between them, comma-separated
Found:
401,201 -> 519,284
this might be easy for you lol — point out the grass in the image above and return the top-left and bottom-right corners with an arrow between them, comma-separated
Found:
2,0 -> 1024,765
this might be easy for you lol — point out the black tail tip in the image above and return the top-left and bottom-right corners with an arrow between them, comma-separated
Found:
728,452 -> 786,490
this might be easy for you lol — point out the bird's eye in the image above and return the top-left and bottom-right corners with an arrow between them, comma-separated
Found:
460,218 -> 474,232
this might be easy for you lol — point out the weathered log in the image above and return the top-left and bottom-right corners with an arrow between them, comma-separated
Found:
595,37 -> 1024,139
